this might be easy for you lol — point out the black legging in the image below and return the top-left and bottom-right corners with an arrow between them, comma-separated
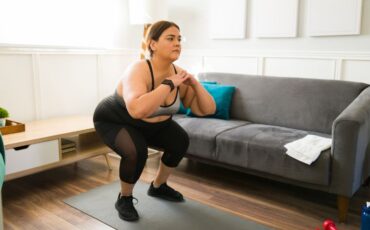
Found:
93,95 -> 189,184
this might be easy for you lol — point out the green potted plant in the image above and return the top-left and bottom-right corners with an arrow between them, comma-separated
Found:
0,107 -> 9,127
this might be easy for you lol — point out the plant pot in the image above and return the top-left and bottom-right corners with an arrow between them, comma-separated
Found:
0,118 -> 5,127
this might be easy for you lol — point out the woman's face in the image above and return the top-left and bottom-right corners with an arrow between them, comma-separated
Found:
151,26 -> 182,61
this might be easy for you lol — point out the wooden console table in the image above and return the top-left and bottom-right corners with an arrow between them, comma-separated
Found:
2,116 -> 112,181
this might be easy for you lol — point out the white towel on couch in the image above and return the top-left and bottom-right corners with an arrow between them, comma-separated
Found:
284,135 -> 332,165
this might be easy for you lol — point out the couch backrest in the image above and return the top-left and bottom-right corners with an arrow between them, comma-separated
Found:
198,73 -> 369,134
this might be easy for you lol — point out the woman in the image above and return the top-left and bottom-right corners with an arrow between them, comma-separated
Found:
93,20 -> 216,221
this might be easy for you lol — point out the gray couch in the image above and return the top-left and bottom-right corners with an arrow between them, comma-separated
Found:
173,72 -> 370,221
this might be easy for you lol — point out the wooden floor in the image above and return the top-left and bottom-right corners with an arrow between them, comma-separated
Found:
2,153 -> 368,230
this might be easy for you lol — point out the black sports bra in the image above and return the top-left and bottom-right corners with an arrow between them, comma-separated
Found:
114,60 -> 181,118
145,60 -> 181,117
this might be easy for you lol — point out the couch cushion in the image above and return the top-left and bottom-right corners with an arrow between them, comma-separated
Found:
198,73 -> 368,134
173,114 -> 187,120
215,124 -> 331,185
173,115 -> 249,159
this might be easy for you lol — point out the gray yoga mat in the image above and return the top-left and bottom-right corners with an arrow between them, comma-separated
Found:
64,181 -> 271,230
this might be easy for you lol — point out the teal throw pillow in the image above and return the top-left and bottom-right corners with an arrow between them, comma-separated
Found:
200,81 -> 218,85
187,83 -> 236,120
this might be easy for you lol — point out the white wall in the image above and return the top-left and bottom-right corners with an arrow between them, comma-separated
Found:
124,0 -> 370,52
1,0 -> 370,123
0,0 -> 128,49
1,0 -> 369,51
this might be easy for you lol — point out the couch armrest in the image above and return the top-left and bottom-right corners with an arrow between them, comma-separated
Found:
331,86 -> 370,196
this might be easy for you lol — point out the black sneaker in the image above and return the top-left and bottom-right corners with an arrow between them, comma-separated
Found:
147,182 -> 184,202
115,193 -> 139,221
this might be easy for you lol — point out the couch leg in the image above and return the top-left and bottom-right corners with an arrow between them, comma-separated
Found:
337,195 -> 350,223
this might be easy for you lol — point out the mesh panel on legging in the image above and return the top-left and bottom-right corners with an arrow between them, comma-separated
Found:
114,127 -> 148,184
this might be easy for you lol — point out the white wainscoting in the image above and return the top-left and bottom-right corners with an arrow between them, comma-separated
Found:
1,48 -> 370,123
175,55 -> 203,76
98,54 -> 136,100
342,59 -> 370,83
0,54 -> 36,121
0,48 -> 138,122
263,57 -> 336,79
38,54 -> 99,119
182,50 -> 370,84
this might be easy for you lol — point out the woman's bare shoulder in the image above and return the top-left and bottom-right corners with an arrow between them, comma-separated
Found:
122,60 -> 149,80
126,60 -> 148,74
118,60 -> 150,94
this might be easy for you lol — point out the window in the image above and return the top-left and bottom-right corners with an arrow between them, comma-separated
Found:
0,0 -> 124,48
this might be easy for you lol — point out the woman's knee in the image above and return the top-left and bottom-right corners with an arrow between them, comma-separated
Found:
162,131 -> 189,167
179,130 -> 190,153
119,145 -> 148,183
171,129 -> 189,154
121,144 -> 148,163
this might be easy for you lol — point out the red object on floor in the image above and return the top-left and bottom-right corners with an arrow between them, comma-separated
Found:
323,219 -> 337,230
